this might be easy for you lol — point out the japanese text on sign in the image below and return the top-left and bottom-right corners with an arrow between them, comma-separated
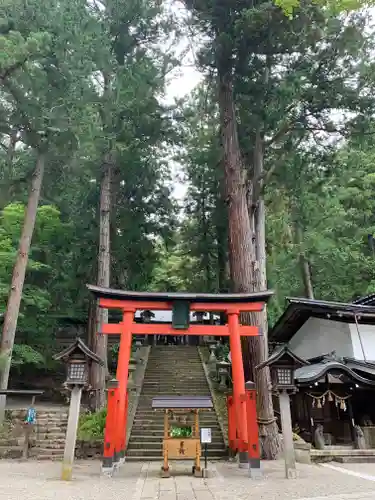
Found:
200,427 -> 212,444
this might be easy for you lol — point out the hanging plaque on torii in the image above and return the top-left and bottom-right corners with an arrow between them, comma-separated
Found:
87,285 -> 273,476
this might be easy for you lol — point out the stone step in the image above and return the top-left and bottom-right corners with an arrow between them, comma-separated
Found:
35,425 -> 68,434
36,434 -> 65,443
37,415 -> 68,419
311,449 -> 375,457
133,411 -> 217,417
36,454 -> 63,461
0,446 -> 23,459
143,368 -> 205,372
0,438 -> 22,446
36,426 -> 67,433
147,359 -> 204,362
36,440 -> 65,450
146,365 -> 204,368
145,370 -> 204,373
132,421 -> 220,427
130,423 -> 222,431
145,366 -> 204,369
139,394 -> 209,398
134,410 -> 215,416
134,411 -> 216,416
37,434 -> 66,440
37,419 -> 68,423
141,382 -> 207,386
141,384 -> 207,387
33,448 -> 65,455
129,434 -> 224,442
131,425 -> 221,433
37,415 -> 67,417
140,390 -> 208,394
335,456 -> 375,463
126,455 -> 226,462
126,447 -> 226,457
132,418 -> 220,424
140,389 -> 209,392
36,412 -> 68,417
37,416 -> 68,420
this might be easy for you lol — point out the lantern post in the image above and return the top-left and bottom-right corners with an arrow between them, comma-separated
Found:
54,338 -> 104,481
256,345 -> 309,479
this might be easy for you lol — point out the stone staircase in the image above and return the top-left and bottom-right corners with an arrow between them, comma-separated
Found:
127,345 -> 227,461
31,410 -> 68,460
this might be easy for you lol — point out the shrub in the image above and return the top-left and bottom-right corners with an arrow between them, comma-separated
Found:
78,409 -> 107,441
215,342 -> 230,362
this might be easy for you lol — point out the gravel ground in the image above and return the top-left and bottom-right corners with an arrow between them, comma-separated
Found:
0,459 -> 374,500
213,461 -> 375,500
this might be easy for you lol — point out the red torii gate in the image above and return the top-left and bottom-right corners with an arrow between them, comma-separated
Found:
88,285 -> 273,475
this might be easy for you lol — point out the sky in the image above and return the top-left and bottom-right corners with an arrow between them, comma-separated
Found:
163,38 -> 203,203
160,1 -> 205,204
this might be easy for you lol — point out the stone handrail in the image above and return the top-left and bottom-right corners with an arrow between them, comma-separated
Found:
126,345 -> 151,446
198,346 -> 228,448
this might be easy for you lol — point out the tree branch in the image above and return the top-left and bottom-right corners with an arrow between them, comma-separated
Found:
265,119 -> 295,147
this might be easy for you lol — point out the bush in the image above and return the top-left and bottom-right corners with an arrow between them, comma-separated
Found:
215,342 -> 230,362
12,344 -> 45,368
78,409 -> 107,441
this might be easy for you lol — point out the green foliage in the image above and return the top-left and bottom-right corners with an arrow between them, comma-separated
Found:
150,239 -> 204,292
215,343 -> 230,362
78,409 -> 107,441
275,0 -> 367,17
11,344 -> 44,368
0,202 -> 70,343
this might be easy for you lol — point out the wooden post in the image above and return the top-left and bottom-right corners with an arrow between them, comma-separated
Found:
163,410 -> 169,473
194,410 -> 201,473
228,312 -> 248,467
279,390 -> 297,479
245,381 -> 262,478
22,395 -> 36,460
347,397 -> 356,443
115,310 -> 133,465
102,380 -> 119,475
61,386 -> 83,481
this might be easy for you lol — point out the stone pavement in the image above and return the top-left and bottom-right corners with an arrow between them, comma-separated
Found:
0,459 -> 374,500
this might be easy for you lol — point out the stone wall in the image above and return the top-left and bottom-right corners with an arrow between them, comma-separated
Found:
75,439 -> 102,459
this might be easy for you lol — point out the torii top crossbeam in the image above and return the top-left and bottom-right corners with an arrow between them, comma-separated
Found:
87,285 -> 273,337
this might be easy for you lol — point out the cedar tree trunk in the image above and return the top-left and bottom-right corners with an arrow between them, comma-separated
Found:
0,151 -> 45,421
218,72 -> 280,459
91,155 -> 112,409
295,223 -> 314,299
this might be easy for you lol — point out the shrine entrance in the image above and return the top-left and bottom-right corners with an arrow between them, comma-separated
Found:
88,285 -> 273,474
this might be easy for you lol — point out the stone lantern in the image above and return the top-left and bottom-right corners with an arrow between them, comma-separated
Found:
256,344 -> 308,479
54,337 -> 103,388
54,338 -> 103,481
